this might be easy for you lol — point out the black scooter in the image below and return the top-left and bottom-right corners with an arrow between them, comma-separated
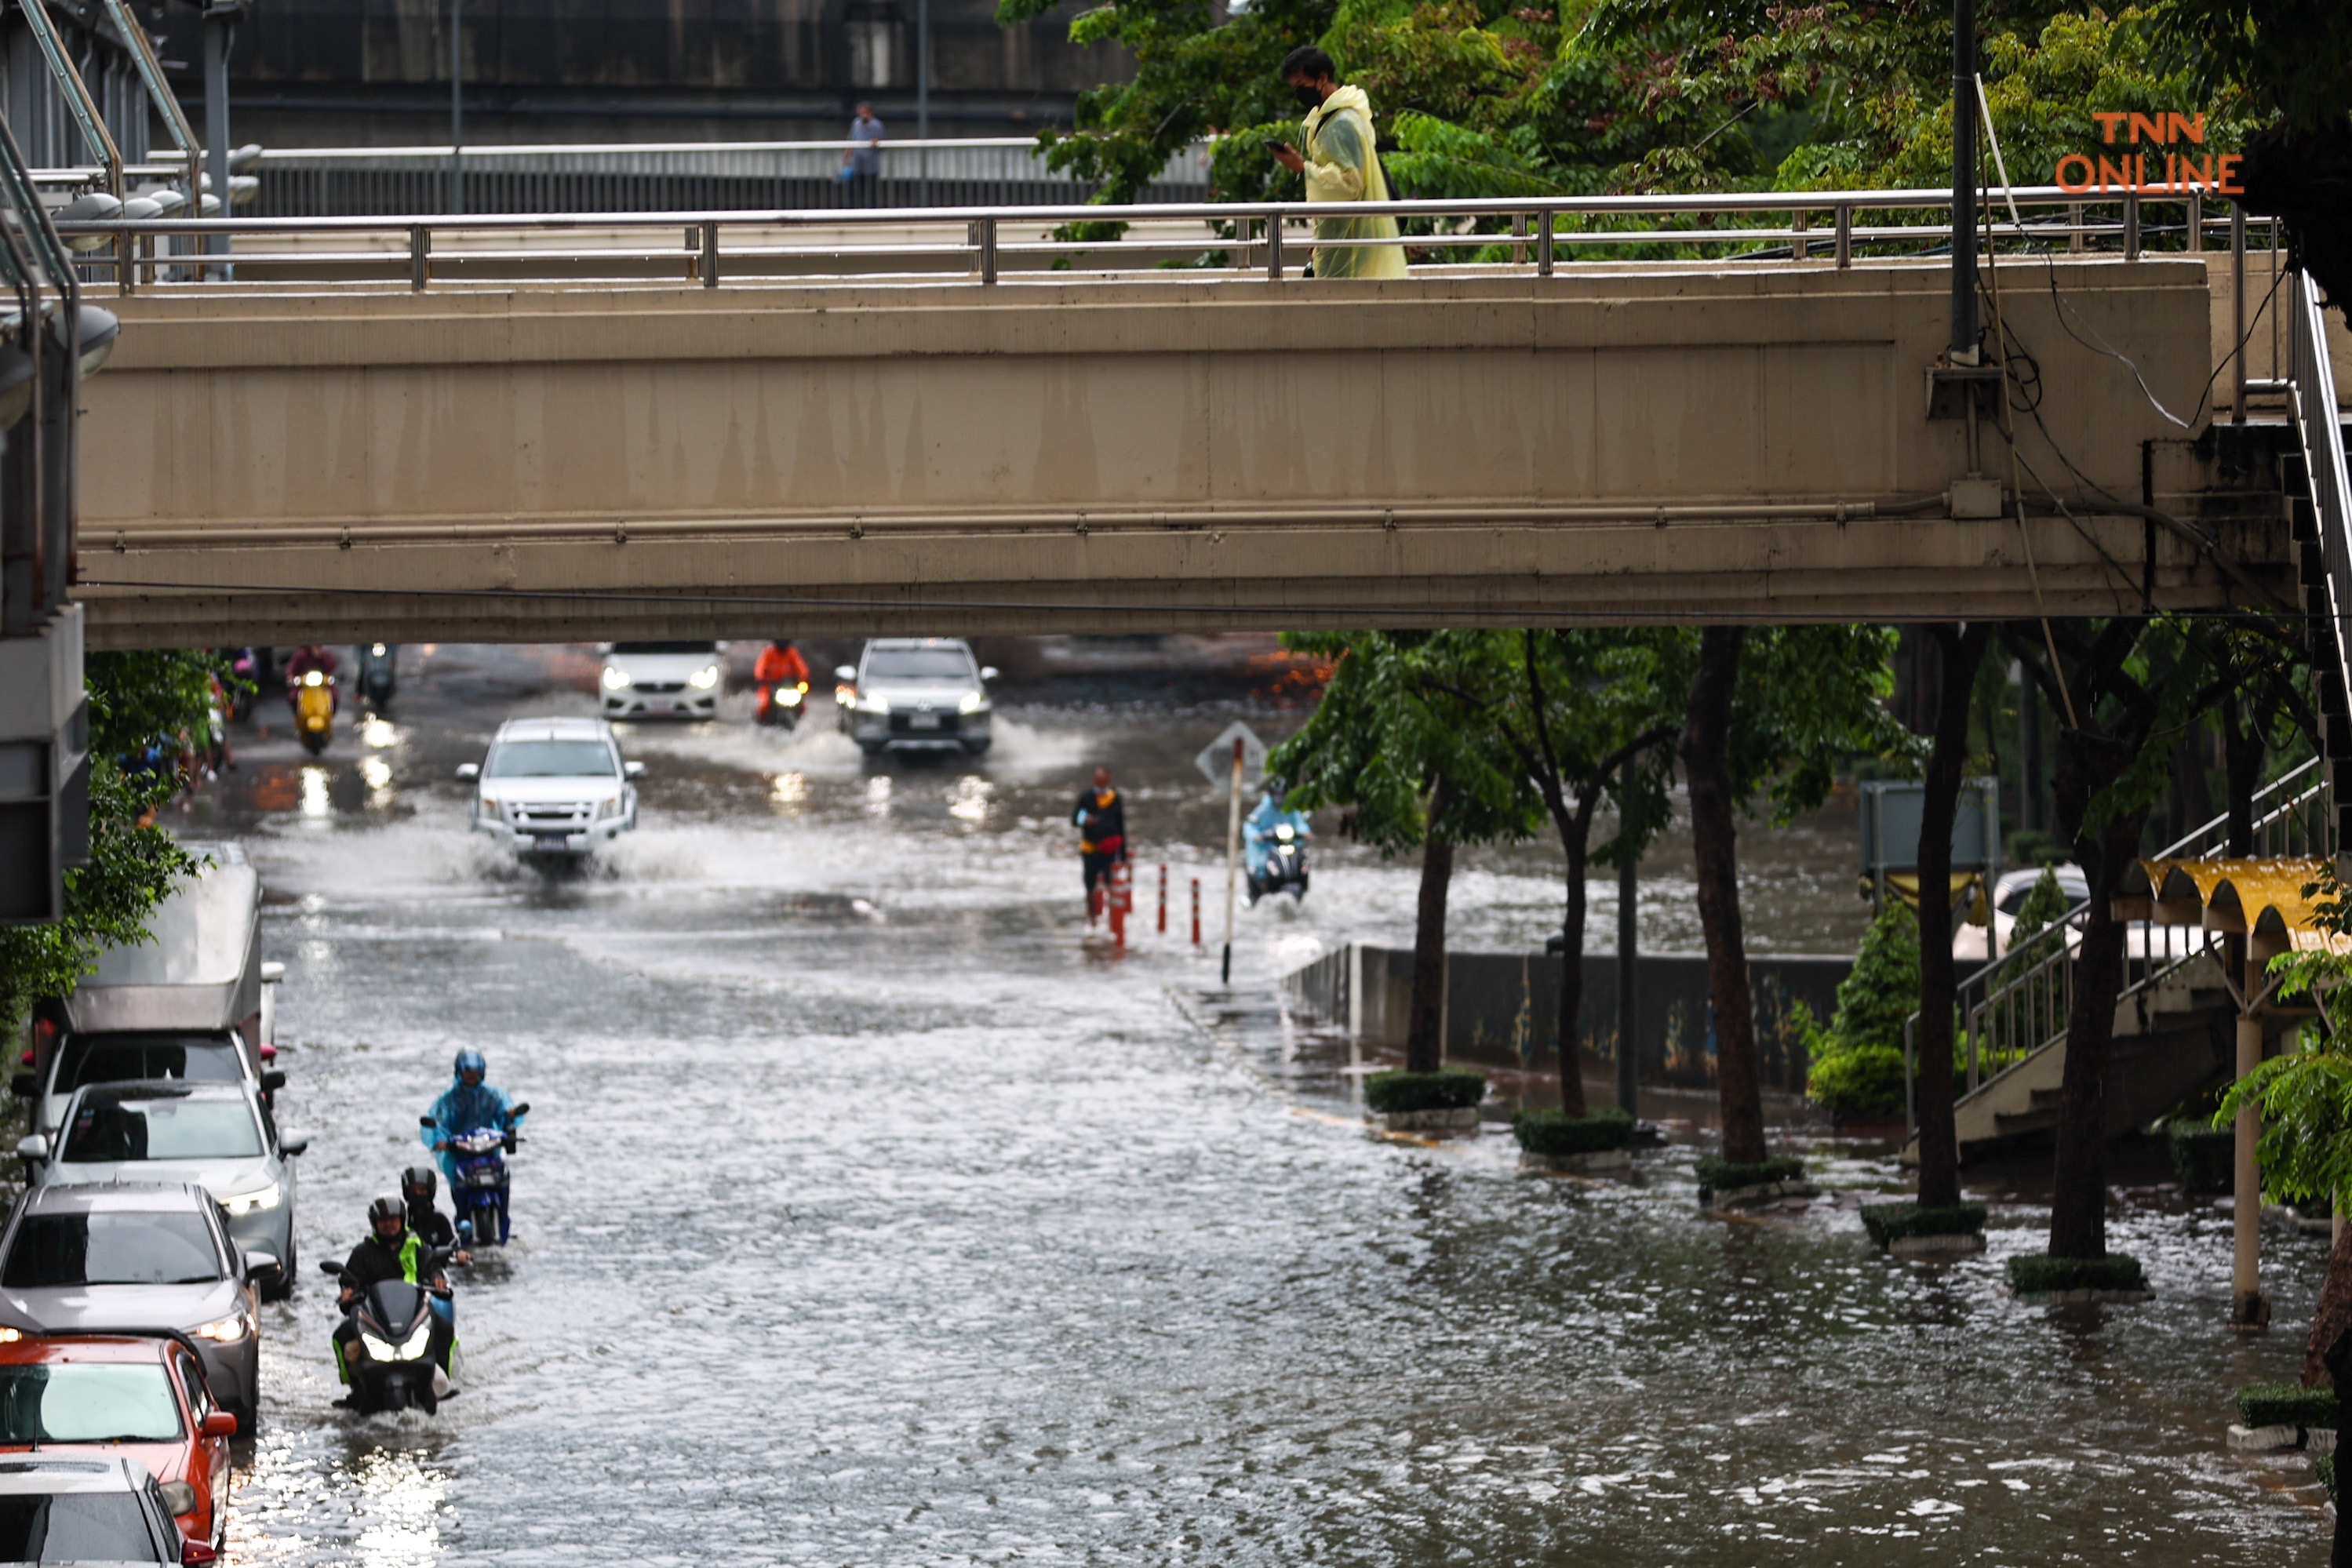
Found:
357,643 -> 399,715
319,1248 -> 454,1414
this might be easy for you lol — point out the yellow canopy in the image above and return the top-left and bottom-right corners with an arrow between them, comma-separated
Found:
1872,871 -> 1990,926
2114,857 -> 2346,957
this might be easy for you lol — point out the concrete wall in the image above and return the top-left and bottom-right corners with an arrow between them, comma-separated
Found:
1282,944 -> 1850,1096
75,257 -> 2291,646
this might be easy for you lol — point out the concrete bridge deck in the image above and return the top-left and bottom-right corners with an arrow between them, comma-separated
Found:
75,253 -> 2292,646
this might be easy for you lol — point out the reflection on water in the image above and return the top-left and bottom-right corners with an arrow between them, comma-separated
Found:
185,646 -> 2332,1566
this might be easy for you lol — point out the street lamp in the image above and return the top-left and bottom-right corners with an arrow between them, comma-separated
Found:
449,0 -> 464,215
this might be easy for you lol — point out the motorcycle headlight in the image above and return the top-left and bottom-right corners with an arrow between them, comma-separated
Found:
359,1332 -> 395,1362
397,1319 -> 433,1361
601,666 -> 632,690
689,664 -> 721,690
1275,824 -> 1294,842
1279,844 -> 1296,856
302,671 -> 325,688
192,1312 -> 249,1344
959,691 -> 987,715
371,643 -> 388,657
221,1181 -> 282,1215
778,687 -> 803,707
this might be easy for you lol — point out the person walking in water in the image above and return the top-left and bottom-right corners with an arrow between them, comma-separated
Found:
1269,46 -> 1406,279
1072,766 -> 1127,927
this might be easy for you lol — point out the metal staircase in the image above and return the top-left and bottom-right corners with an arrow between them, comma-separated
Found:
2288,269 -> 2352,850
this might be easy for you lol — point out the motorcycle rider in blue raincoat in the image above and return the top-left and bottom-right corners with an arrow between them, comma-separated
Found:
1243,789 -> 1312,881
422,1049 -> 523,1184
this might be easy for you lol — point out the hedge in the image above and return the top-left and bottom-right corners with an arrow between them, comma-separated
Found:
1513,1107 -> 1636,1157
1363,1069 -> 1487,1115
1859,1202 -> 1987,1247
2166,1122 -> 2234,1194
2237,1382 -> 2339,1431
2321,1453 -> 2337,1504
2006,1253 -> 2147,1295
1694,1155 -> 1806,1191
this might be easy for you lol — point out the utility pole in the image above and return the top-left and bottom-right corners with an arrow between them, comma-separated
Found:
1221,738 -> 1242,985
202,0 -> 236,256
916,0 -> 931,206
1615,754 -> 1638,1119
1950,0 -> 1978,362
449,0 -> 464,215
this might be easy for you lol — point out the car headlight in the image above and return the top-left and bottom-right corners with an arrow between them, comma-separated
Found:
778,687 -> 803,707
857,693 -> 888,715
595,795 -> 623,820
221,1181 -> 282,1215
192,1312 -> 250,1343
478,796 -> 502,819
601,666 -> 632,690
689,664 -> 721,690
959,691 -> 988,715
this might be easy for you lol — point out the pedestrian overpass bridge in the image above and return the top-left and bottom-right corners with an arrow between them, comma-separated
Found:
60,189 -> 2314,646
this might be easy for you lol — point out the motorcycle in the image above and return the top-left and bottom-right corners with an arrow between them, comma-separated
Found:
1245,820 -> 1310,904
293,671 -> 337,755
318,1249 -> 457,1414
226,649 -> 260,722
423,1103 -> 529,1246
755,678 -> 809,730
357,643 -> 399,715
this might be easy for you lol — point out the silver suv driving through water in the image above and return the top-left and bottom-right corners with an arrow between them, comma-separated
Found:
834,639 -> 997,757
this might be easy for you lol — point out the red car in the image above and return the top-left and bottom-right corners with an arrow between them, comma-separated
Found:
0,1332 -> 237,1558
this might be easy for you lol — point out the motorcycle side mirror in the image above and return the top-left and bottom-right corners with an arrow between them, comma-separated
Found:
623,762 -> 645,780
834,665 -> 857,682
455,762 -> 481,781
316,1259 -> 344,1276
510,1102 -> 531,1117
260,1069 -> 287,1092
420,1115 -> 436,1129
7,1072 -> 31,1099
200,1410 -> 238,1439
981,666 -> 999,682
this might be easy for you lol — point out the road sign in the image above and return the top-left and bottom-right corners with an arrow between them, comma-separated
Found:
1194,722 -> 1268,791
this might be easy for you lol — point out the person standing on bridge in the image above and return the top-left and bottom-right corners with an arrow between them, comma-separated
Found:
843,103 -> 886,207
1269,47 -> 1407,281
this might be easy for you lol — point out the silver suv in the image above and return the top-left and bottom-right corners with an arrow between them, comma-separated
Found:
459,717 -> 643,860
834,638 -> 997,757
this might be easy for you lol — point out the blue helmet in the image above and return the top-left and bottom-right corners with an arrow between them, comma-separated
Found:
453,1049 -> 486,1079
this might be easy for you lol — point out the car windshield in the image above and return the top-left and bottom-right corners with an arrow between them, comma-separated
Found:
56,1035 -> 245,1094
610,642 -> 716,656
0,1490 -> 157,1562
865,650 -> 972,681
0,1365 -> 182,1443
485,741 -> 615,778
2,1213 -> 220,1287
60,1095 -> 262,1162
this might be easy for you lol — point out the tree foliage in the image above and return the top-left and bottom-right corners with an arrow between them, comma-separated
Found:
1805,902 -> 1921,1119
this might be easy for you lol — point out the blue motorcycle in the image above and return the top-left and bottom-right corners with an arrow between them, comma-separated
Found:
421,1103 -> 527,1246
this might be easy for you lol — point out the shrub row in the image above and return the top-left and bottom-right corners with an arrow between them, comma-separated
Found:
2005,1253 -> 2147,1295
1859,1202 -> 1987,1247
1513,1107 -> 1636,1157
2237,1382 -> 2339,1432
1693,1155 -> 1805,1191
1363,1069 -> 1487,1115
2166,1122 -> 2234,1195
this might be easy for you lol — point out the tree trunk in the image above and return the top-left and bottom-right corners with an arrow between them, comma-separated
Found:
1405,821 -> 1454,1075
1553,805 -> 1593,1116
2046,804 -> 2148,1259
1915,623 -> 1990,1211
1682,626 -> 1768,1165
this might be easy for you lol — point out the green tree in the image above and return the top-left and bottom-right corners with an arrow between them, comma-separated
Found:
1684,624 -> 1910,1165
0,650 -> 220,1035
1805,902 -> 1922,1119
1913,622 -> 1993,1210
1271,631 -> 1542,1073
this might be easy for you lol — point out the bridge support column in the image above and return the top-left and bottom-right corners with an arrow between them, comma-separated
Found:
2232,964 -> 2270,1329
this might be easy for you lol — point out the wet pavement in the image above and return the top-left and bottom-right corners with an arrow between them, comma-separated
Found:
132,643 -> 2332,1563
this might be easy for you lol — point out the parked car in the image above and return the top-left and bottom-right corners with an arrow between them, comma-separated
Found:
0,1184 -> 266,1439
458,717 -> 643,862
0,1453 -> 199,1564
834,638 -> 998,757
0,1333 -> 238,1556
599,641 -> 725,721
16,847 -> 285,1141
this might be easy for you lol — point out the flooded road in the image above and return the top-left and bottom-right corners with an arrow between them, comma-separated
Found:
158,643 -> 2329,1564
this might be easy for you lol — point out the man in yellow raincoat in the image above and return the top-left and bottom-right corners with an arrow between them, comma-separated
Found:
1270,46 -> 1407,280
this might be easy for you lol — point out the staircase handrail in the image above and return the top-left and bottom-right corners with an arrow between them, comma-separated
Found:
2289,269 -> 2352,745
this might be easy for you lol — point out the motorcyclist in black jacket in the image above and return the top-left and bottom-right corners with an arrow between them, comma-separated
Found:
332,1196 -> 455,1395
402,1166 -> 470,1263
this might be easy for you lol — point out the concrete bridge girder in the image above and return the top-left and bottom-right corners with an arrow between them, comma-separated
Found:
75,257 -> 2288,645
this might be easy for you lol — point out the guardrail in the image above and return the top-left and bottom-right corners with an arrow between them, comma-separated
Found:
56,182 -> 2278,294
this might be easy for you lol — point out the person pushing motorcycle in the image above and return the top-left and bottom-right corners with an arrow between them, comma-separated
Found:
422,1049 -> 524,1184
1071,766 -> 1127,927
332,1195 -> 454,1395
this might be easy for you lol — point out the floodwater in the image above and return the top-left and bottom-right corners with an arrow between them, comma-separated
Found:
139,642 -> 2330,1564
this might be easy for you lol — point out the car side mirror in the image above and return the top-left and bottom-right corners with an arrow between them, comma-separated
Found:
260,1069 -> 287,1092
981,667 -> 999,681
8,1072 -> 31,1099
260,961 -> 286,984
624,762 -> 645,780
242,1250 -> 282,1285
835,665 -> 857,682
14,1134 -> 46,1162
199,1410 -> 238,1439
455,762 -> 481,781
158,1479 -> 198,1517
279,1136 -> 309,1157
182,1536 -> 218,1566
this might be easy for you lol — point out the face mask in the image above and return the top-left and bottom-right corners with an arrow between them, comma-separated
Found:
1293,85 -> 1322,109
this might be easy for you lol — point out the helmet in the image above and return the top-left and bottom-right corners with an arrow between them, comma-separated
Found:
367,1195 -> 405,1228
453,1049 -> 486,1079
400,1166 -> 437,1202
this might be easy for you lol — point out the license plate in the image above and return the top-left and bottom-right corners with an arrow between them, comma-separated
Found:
530,837 -> 569,853
649,699 -> 677,713
908,713 -> 941,730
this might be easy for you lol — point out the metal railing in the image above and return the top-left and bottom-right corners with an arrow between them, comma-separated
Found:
2291,268 -> 2352,759
52,182 -> 2265,295
1902,758 -> 2332,1127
